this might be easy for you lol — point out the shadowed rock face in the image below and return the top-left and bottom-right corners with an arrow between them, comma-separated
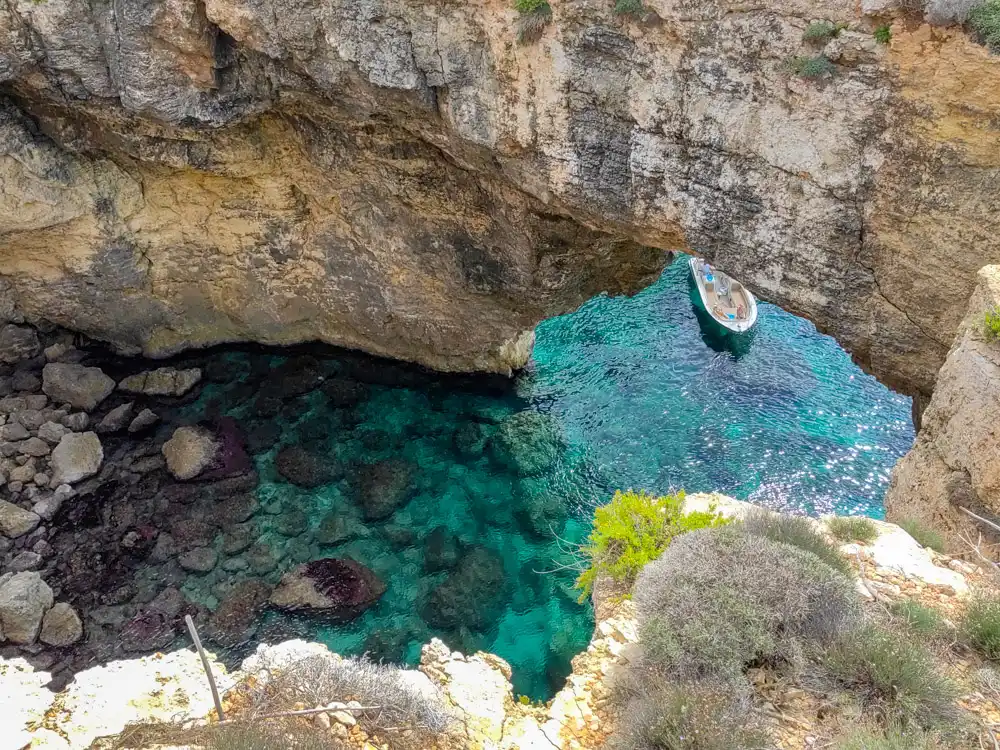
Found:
0,1 -> 998,392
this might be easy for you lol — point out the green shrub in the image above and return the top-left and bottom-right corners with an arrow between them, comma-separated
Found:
891,599 -> 947,639
610,681 -> 767,750
614,0 -> 644,15
962,595 -> 1000,660
874,24 -> 892,44
823,625 -> 959,728
898,518 -> 946,553
744,510 -> 854,578
984,306 -> 1000,341
634,525 -> 861,681
787,55 -> 836,79
515,0 -> 552,44
827,515 -> 879,545
803,21 -> 846,41
575,489 -> 730,600
969,0 -> 1000,53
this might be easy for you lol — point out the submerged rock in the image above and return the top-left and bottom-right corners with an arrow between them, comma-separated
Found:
423,547 -> 508,631
490,412 -> 564,477
162,426 -> 218,480
42,363 -> 115,412
275,445 -> 337,488
119,367 -> 202,397
270,558 -> 386,620
356,459 -> 413,521
424,526 -> 461,572
120,610 -> 176,652
206,579 -> 271,648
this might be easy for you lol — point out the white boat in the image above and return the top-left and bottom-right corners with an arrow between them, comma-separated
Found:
688,257 -> 758,333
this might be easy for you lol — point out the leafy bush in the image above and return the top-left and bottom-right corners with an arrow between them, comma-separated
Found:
898,518 -> 946,553
891,599 -> 947,639
744,509 -> 854,578
962,595 -> 1000,660
787,55 -> 836,79
610,680 -> 766,750
969,0 -> 1000,53
874,24 -> 892,44
984,306 -> 1000,341
823,625 -> 958,728
614,0 -> 644,16
515,0 -> 552,44
827,515 -> 879,545
803,21 -> 846,41
575,489 -> 729,600
634,525 -> 861,681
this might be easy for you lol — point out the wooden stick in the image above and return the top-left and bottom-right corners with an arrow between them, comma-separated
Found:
185,614 -> 225,722
960,506 -> 1000,535
216,704 -> 383,726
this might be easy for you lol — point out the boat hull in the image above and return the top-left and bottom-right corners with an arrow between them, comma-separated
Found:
688,257 -> 758,333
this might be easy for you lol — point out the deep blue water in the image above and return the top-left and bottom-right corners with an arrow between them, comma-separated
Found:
174,254 -> 913,700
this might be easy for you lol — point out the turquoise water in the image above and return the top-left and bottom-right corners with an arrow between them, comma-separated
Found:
178,255 -> 913,699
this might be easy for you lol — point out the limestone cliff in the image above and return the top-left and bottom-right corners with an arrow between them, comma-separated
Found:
0,0 -> 998,387
886,265 -> 1000,555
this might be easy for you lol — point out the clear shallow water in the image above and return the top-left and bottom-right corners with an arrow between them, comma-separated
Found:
173,254 -> 913,700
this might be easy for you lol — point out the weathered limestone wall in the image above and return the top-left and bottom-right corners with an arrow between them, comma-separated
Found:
886,266 -> 1000,555
0,1 -> 999,389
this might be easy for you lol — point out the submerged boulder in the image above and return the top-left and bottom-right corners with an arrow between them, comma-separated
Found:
275,445 -> 337,488
490,412 -> 564,477
355,460 -> 413,521
206,579 -> 271,648
423,547 -> 508,631
269,558 -> 386,621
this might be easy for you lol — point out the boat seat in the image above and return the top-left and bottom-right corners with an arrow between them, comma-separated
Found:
704,280 -> 715,293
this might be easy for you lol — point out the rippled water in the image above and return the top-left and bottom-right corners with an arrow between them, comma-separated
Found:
165,254 -> 913,700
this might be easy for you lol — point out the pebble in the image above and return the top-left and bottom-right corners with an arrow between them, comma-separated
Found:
32,473 -> 49,486
37,421 -> 69,444
0,423 -> 29,441
314,712 -> 332,730
61,413 -> 89,431
9,550 -> 43,571
19,437 -> 51,457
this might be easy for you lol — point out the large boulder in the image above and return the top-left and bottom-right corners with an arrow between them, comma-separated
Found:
355,460 -> 413,521
50,432 -> 104,487
0,572 -> 54,644
50,432 -> 104,485
40,602 -> 84,646
270,558 -> 386,621
0,500 -> 40,538
42,363 -> 115,412
162,426 -> 219,480
118,367 -> 202,397
275,445 -> 337,488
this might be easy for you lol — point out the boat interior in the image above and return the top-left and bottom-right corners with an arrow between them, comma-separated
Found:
694,262 -> 752,323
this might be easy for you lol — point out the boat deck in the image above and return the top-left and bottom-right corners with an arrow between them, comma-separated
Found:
695,267 -> 753,324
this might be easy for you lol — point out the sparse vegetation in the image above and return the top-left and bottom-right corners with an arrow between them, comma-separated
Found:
575,489 -> 730,600
744,509 -> 854,578
634,525 -> 861,681
898,518 -> 946,553
983,306 -> 1000,341
823,625 -> 959,729
832,725 -> 945,750
610,680 -> 766,750
108,719 -> 340,750
828,515 -> 879,545
803,20 -> 847,42
891,599 -> 948,639
874,24 -> 893,45
787,55 -> 836,79
614,0 -> 644,16
968,0 -> 1000,53
515,0 -> 553,45
962,595 -> 1000,660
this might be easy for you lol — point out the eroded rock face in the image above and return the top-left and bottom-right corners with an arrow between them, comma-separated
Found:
886,266 -> 1000,555
1,2 -> 997,390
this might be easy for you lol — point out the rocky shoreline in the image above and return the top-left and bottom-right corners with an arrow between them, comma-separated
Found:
5,493 -> 998,750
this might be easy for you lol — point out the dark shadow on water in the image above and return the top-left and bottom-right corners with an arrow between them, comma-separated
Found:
689,279 -> 756,360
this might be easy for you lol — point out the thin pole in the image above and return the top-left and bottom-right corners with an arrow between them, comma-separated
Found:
185,614 -> 225,722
